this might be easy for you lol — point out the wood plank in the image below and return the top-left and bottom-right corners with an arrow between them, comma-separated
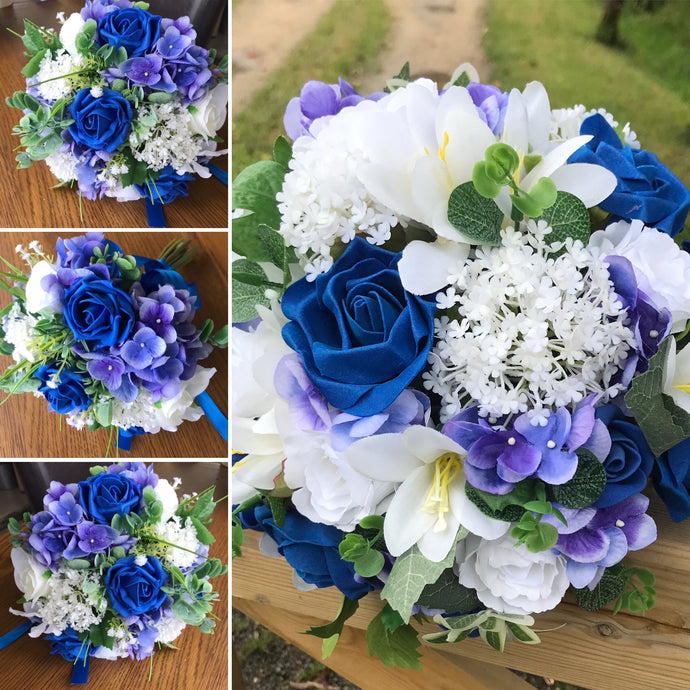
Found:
233,529 -> 690,690
233,597 -> 534,690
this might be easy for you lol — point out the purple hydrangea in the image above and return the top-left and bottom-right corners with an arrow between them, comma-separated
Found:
466,82 -> 509,136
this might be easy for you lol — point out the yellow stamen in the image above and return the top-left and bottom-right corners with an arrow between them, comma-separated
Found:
423,452 -> 463,532
675,383 -> 690,394
438,131 -> 450,163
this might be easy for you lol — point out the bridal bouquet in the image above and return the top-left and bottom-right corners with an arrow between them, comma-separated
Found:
8,462 -> 227,682
6,1 -> 228,211
231,62 -> 690,667
0,233 -> 227,451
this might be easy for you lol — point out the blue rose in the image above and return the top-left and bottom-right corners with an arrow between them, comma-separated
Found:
239,503 -> 375,600
593,405 -> 655,508
568,114 -> 690,236
96,7 -> 161,57
139,258 -> 200,307
78,472 -> 142,524
68,88 -> 133,152
63,275 -> 135,349
281,237 -> 437,416
36,364 -> 91,414
653,437 -> 690,522
45,628 -> 99,662
104,555 -> 168,616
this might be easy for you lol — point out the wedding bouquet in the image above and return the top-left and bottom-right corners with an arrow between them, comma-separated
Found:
231,62 -> 690,667
6,1 -> 228,215
8,462 -> 227,683
0,233 -> 227,452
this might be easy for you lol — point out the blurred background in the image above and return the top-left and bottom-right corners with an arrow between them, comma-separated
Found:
231,1 -> 689,687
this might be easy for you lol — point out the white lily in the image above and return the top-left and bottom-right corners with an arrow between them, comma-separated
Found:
346,425 -> 509,562
663,337 -> 690,414
231,302 -> 291,504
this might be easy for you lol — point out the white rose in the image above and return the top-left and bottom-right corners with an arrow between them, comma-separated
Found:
589,219 -> 690,329
59,12 -> 85,59
189,84 -> 228,139
455,533 -> 569,615
153,366 -> 216,432
11,549 -> 52,602
155,478 -> 180,523
25,260 -> 63,314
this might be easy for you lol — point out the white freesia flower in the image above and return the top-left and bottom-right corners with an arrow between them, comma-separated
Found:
24,260 -> 62,314
59,12 -> 85,58
663,337 -> 690,414
154,478 -> 179,523
278,411 -> 394,532
231,303 -> 291,504
346,425 -> 509,561
589,219 -> 690,330
11,549 -> 52,602
189,84 -> 228,139
456,532 -> 569,615
2,302 -> 39,363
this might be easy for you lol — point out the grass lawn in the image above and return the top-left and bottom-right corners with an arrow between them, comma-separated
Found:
231,0 -> 390,179
484,0 -> 690,191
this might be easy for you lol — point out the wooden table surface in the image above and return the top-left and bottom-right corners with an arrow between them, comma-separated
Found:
0,231 -> 228,458
234,492 -> 690,690
0,0 -> 228,228
0,461 -> 228,690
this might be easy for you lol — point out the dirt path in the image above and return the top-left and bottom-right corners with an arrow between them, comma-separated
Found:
231,0 -> 489,116
359,0 -> 489,93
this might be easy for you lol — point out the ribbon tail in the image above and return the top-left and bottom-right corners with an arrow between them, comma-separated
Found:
206,164 -> 228,185
117,429 -> 134,452
145,198 -> 167,227
196,391 -> 228,442
0,621 -> 32,650
71,655 -> 91,685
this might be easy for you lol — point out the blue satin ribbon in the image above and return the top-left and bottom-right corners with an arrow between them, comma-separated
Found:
117,428 -> 135,451
196,391 -> 228,442
207,164 -> 228,185
145,198 -> 167,227
71,655 -> 91,685
0,621 -> 32,650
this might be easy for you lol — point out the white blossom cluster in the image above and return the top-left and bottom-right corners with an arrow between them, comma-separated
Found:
2,303 -> 39,363
156,515 -> 203,569
131,99 -> 207,173
550,104 -> 640,149
44,150 -> 78,182
30,566 -> 105,634
34,48 -> 83,102
277,105 -> 401,279
425,221 -> 635,423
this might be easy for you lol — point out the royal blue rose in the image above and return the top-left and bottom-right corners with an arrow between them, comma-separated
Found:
96,6 -> 161,57
78,472 -> 142,524
239,503 -> 375,600
139,257 -> 200,306
281,237 -> 437,416
68,88 -> 133,152
135,165 -> 194,204
104,555 -> 168,616
36,364 -> 91,414
63,275 -> 135,349
593,405 -> 655,508
653,437 -> 690,522
568,114 -> 690,236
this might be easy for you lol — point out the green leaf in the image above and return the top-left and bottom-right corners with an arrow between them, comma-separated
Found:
232,160 -> 286,260
257,224 -> 294,276
21,48 -> 48,78
465,484 -> 528,522
231,258 -> 269,287
29,132 -> 63,160
305,595 -> 359,645
209,324 -> 228,348
366,606 -> 422,670
551,448 -> 606,509
447,181 -> 503,246
537,190 -> 590,246
66,558 -> 91,570
506,621 -> 541,644
111,78 -> 127,92
232,278 -> 271,322
359,515 -> 384,531
522,154 -> 542,176
353,549 -> 385,578
625,337 -> 690,455
451,70 -> 472,87
266,495 -> 287,528
467,478 -> 538,512
512,177 -> 558,217
22,20 -> 47,54
273,136 -> 292,170
574,564 -> 625,612
93,400 -> 112,428
148,91 -> 175,104
472,162 -> 503,198
381,530 -> 464,623
415,567 -> 481,613
191,516 -> 215,545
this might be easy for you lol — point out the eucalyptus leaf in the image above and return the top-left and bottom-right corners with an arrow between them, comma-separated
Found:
537,190 -> 590,246
366,606 -> 422,670
231,258 -> 269,287
416,567 -> 481,614
231,279 -> 271,323
273,136 -> 292,170
550,448 -> 606,509
574,564 -> 625,612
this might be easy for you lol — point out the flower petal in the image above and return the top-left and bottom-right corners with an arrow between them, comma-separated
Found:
346,433 -> 422,482
398,239 -> 469,295
548,163 -> 618,208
